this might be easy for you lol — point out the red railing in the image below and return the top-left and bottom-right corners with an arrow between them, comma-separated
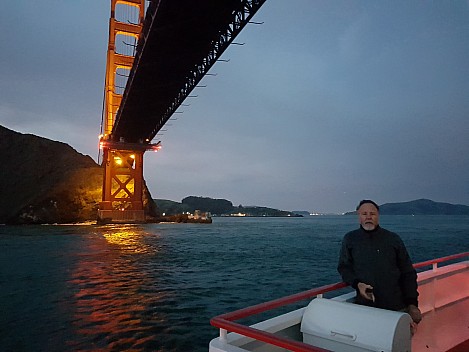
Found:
210,251 -> 469,352
413,252 -> 469,270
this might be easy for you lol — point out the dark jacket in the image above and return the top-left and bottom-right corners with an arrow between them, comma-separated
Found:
337,225 -> 418,311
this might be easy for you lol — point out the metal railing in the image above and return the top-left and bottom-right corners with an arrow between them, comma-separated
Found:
413,252 -> 469,270
210,252 -> 469,352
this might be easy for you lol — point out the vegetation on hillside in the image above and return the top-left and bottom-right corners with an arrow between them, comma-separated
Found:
345,199 -> 469,215
155,196 -> 301,217
182,196 -> 233,214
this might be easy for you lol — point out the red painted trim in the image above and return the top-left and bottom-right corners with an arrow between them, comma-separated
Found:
216,282 -> 347,322
210,317 -> 329,352
413,252 -> 469,269
210,252 -> 469,352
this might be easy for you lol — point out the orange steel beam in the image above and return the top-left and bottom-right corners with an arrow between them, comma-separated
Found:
103,0 -> 144,138
99,0 -> 146,224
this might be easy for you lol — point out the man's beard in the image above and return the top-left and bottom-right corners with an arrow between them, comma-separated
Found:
362,222 -> 376,231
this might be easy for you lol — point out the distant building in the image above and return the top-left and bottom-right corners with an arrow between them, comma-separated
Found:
188,210 -> 212,221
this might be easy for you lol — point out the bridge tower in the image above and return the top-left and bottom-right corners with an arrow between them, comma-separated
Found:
98,0 -> 148,224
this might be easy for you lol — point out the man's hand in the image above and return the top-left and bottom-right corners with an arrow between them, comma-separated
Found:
407,304 -> 422,324
357,282 -> 375,301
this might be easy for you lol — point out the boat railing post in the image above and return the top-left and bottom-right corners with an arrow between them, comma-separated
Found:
430,262 -> 439,310
430,278 -> 437,311
220,328 -> 228,343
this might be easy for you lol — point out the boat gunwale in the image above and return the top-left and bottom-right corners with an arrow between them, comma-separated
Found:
210,251 -> 469,352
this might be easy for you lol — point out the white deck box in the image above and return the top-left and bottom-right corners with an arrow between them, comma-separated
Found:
300,298 -> 412,352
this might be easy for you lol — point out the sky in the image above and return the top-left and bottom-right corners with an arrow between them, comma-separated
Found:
1,1 -> 468,214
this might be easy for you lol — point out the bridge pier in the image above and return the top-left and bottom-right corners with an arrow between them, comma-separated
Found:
98,147 -> 145,224
97,140 -> 161,224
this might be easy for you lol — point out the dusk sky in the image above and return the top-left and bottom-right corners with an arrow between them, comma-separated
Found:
1,1 -> 468,214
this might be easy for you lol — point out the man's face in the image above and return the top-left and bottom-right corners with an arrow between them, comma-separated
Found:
358,203 -> 379,231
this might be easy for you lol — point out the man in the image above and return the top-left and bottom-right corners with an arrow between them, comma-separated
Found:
337,199 -> 422,330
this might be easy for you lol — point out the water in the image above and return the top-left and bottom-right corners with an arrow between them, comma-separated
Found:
1,216 -> 468,351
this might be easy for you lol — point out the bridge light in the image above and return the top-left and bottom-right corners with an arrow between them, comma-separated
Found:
130,154 -> 135,159
151,144 -> 162,152
114,157 -> 123,165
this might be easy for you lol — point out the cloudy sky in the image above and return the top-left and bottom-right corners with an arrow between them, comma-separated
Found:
1,1 -> 468,213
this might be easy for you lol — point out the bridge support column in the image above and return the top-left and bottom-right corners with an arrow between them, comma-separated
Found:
98,0 -> 147,224
98,147 -> 145,224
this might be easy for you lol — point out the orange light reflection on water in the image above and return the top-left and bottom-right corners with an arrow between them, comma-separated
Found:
67,225 -> 167,351
102,225 -> 156,254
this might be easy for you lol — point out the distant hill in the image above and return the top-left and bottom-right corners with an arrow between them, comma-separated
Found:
182,196 -> 233,214
292,211 -> 311,217
155,196 -> 301,217
345,199 -> 469,215
155,197 -> 231,216
380,199 -> 469,215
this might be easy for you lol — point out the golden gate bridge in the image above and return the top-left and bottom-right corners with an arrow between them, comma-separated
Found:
98,0 -> 267,223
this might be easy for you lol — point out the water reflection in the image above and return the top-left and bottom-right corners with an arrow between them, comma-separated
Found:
102,225 -> 157,254
67,225 -> 169,351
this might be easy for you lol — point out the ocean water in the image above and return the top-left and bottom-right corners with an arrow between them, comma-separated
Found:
1,216 -> 468,352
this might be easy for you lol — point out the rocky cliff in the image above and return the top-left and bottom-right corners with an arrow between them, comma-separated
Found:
0,126 -> 158,224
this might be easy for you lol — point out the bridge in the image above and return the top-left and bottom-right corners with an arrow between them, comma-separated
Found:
98,0 -> 267,223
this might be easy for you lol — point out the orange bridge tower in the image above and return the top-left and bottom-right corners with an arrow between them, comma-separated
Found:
98,0 -> 156,224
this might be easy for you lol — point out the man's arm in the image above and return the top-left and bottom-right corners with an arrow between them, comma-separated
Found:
337,238 -> 359,287
396,241 -> 419,306
337,236 -> 374,302
396,240 -> 421,323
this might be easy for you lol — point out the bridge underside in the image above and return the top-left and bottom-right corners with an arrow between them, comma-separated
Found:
111,0 -> 266,143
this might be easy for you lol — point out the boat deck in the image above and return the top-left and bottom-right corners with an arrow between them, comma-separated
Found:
210,253 -> 469,352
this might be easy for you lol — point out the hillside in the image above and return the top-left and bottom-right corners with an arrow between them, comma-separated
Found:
379,199 -> 469,215
0,126 -> 158,224
345,199 -> 469,215
155,196 -> 301,217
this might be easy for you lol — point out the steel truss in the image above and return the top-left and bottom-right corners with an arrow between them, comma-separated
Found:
149,0 -> 267,141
